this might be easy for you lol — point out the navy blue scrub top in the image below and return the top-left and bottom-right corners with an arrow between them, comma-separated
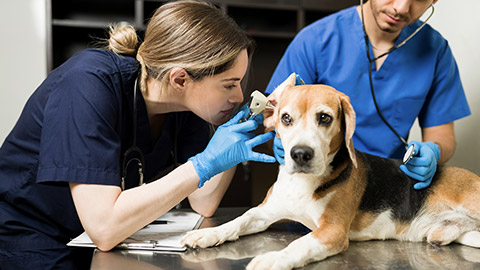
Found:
0,49 -> 210,251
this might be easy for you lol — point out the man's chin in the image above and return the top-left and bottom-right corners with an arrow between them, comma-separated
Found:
379,23 -> 403,34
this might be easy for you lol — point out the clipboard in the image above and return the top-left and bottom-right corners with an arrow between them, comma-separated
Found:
67,210 -> 203,252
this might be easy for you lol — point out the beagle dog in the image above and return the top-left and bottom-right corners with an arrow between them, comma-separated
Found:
181,74 -> 480,270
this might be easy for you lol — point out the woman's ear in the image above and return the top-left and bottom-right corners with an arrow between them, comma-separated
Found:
169,68 -> 190,92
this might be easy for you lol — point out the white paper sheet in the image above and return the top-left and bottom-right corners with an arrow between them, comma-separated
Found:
67,210 -> 203,251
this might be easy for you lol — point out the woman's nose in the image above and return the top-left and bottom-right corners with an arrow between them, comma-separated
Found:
230,86 -> 244,104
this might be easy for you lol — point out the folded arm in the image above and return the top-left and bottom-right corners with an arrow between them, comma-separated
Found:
70,161 -> 201,251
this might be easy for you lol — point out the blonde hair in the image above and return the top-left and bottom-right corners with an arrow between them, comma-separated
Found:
106,0 -> 255,92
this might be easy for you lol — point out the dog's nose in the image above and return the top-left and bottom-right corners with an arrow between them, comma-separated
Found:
291,146 -> 314,165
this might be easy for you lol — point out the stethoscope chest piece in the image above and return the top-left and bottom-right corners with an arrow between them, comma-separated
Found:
121,72 -> 145,190
402,144 -> 415,165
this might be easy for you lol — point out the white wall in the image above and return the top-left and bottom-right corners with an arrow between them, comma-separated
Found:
0,0 -> 47,144
0,0 -> 478,174
410,0 -> 480,174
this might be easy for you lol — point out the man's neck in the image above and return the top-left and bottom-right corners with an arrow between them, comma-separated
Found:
356,3 -> 403,69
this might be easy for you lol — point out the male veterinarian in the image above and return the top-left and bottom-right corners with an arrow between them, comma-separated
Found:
266,0 -> 470,189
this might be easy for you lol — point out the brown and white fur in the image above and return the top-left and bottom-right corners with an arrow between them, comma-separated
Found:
181,73 -> 480,269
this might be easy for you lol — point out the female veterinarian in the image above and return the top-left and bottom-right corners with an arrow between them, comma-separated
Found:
0,1 -> 275,269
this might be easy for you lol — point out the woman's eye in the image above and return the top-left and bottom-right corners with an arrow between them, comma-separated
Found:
317,113 -> 332,126
225,84 -> 236,90
281,113 -> 292,126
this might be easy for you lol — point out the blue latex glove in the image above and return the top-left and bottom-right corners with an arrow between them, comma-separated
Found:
189,111 -> 275,188
400,141 -> 441,190
238,102 -> 263,124
273,131 -> 285,165
295,74 -> 305,85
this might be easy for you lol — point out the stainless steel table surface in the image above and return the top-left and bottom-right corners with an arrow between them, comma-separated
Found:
90,207 -> 480,270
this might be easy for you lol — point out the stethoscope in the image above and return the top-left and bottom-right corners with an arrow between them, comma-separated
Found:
360,0 -> 434,164
121,71 -> 181,190
121,73 -> 145,190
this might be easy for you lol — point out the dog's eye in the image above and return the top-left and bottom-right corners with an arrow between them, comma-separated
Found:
317,113 -> 332,126
281,113 -> 292,126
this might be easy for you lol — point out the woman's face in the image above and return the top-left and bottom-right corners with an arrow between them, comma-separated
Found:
186,49 -> 248,125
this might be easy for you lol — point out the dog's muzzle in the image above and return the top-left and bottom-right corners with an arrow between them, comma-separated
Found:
291,145 -> 314,173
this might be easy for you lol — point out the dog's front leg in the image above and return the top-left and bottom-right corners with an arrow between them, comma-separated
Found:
181,205 -> 281,249
247,225 -> 349,270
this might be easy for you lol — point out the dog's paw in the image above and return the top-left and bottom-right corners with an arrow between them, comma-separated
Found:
247,251 -> 291,270
181,227 -> 234,248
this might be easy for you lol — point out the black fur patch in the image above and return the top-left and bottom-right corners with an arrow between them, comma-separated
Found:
315,144 -> 352,194
357,151 -> 431,222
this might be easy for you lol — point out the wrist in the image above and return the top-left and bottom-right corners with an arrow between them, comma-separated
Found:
188,154 -> 208,188
425,141 -> 441,161
188,151 -> 217,188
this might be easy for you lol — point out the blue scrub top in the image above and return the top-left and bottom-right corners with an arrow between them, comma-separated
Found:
266,6 -> 470,159
0,49 -> 210,251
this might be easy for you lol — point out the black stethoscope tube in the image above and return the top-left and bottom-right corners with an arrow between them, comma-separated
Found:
121,73 -> 145,190
360,0 -> 434,150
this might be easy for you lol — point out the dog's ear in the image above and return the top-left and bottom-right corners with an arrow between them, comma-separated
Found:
339,93 -> 357,168
263,73 -> 297,132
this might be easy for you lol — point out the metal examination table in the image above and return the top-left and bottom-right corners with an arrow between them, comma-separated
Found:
89,208 -> 480,269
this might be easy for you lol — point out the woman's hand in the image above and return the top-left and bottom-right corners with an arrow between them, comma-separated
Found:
272,131 -> 285,164
189,111 -> 275,187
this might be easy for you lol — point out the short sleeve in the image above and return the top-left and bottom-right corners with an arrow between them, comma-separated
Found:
418,41 -> 471,128
37,67 -> 122,186
265,27 -> 320,94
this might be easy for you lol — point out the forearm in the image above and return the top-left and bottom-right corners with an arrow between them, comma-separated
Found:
188,166 -> 236,217
422,122 -> 456,164
70,161 -> 199,251
429,137 -> 455,164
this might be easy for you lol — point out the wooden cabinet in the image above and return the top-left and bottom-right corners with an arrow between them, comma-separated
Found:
47,0 -> 357,206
